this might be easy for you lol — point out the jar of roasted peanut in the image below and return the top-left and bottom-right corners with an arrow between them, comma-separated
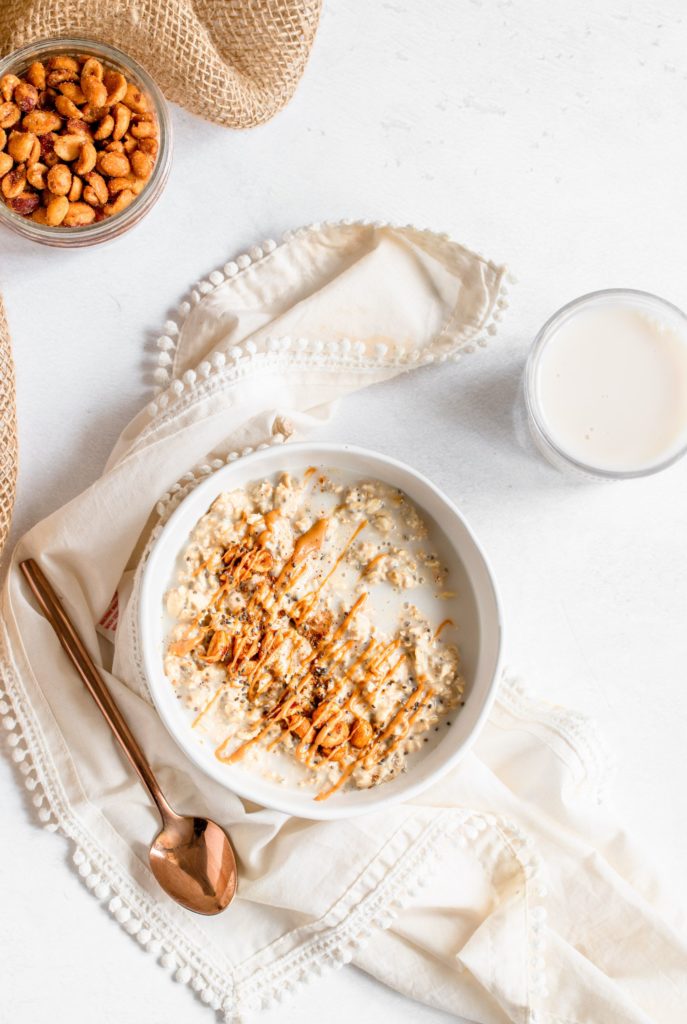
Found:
0,37 -> 171,246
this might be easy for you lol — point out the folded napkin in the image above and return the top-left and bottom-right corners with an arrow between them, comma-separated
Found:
2,223 -> 685,1023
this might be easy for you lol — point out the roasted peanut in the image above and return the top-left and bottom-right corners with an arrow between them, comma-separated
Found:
31,205 -> 48,223
55,94 -> 82,119
122,83 -> 147,113
318,718 -> 349,748
0,102 -> 21,129
137,136 -> 158,156
74,140 -> 96,175
104,188 -> 135,216
107,174 -> 136,195
59,81 -> 86,105
26,135 -> 40,165
79,103 -> 105,124
46,69 -> 79,87
14,82 -> 39,112
6,191 -> 39,215
46,162 -> 72,195
0,128 -> 6,151
26,62 -> 46,90
68,174 -> 83,202
7,130 -> 36,163
80,58 -> 104,81
93,114 -> 114,140
22,109 -> 61,134
62,200 -> 96,226
130,119 -> 155,139
81,75 -> 107,108
103,70 -> 127,105
45,194 -> 69,225
1,164 -> 26,198
0,75 -> 20,102
105,140 -> 125,153
112,103 -> 131,140
53,134 -> 84,161
0,151 -> 13,177
122,136 -> 137,154
350,719 -> 374,748
83,170 -> 108,206
26,161 -> 47,189
48,55 -> 80,74
65,116 -> 91,136
131,149 -> 153,179
97,150 -> 130,177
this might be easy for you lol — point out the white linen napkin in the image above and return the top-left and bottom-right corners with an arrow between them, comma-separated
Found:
2,222 -> 685,1023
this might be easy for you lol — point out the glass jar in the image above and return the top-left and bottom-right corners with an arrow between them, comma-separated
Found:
0,37 -> 172,247
524,288 -> 687,481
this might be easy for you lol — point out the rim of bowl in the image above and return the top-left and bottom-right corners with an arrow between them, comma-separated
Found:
0,36 -> 172,246
525,288 -> 687,480
139,442 -> 504,819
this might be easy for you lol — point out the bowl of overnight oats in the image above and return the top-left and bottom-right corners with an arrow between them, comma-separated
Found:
140,444 -> 503,819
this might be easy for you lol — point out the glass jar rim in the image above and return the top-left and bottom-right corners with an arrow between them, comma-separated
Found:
525,288 -> 687,480
0,36 -> 172,247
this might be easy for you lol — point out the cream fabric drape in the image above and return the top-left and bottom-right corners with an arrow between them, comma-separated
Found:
1,223 -> 685,1023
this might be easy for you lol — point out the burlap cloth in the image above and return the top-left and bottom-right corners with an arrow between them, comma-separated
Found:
0,0 -> 322,555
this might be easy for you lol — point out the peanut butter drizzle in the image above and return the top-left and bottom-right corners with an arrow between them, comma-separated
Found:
434,618 -> 453,639
257,509 -> 282,548
291,520 -> 367,622
192,684 -> 224,728
361,551 -> 387,577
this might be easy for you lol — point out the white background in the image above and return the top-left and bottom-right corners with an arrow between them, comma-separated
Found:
2,2 -> 686,1021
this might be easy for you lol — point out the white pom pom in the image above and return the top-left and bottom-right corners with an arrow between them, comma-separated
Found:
157,351 -> 173,367
190,289 -> 201,305
161,952 -> 176,969
182,369 -> 197,386
156,335 -> 175,351
153,367 -> 170,384
267,337 -> 280,352
237,254 -> 251,270
147,402 -> 158,417
38,808 -> 52,822
228,347 -> 242,362
242,447 -> 254,457
223,261 -> 238,277
198,280 -> 213,295
249,246 -> 264,261
73,849 -> 86,866
297,337 -> 308,351
175,965 -> 192,984
178,301 -> 191,316
115,905 -> 131,924
94,882 -> 110,900
375,342 -> 388,358
6,732 -> 19,747
210,352 -> 226,369
244,340 -> 257,354
227,452 -> 239,461
198,361 -> 212,378
164,320 -> 179,336
263,238 -> 277,253
171,380 -> 184,396
209,270 -> 224,286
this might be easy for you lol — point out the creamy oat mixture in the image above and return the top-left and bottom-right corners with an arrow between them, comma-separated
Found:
163,469 -> 465,800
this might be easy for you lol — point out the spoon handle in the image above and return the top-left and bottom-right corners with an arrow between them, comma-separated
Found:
20,558 -> 174,822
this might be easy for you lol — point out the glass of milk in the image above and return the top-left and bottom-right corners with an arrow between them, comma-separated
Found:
525,289 -> 687,480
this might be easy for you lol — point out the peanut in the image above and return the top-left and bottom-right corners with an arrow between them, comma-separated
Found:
48,56 -> 80,74
131,149 -> 153,179
63,200 -> 96,226
46,194 -> 69,223
107,175 -> 136,195
0,151 -> 13,176
53,133 -> 85,161
83,170 -> 108,206
7,191 -> 39,215
0,103 -> 20,129
137,136 -> 158,156
68,175 -> 83,202
0,128 -> 6,151
112,103 -> 131,140
82,75 -> 107,108
65,117 -> 91,136
46,162 -> 72,195
26,162 -> 47,189
350,719 -> 374,748
7,130 -> 35,163
22,109 -> 61,134
26,62 -> 46,90
130,119 -> 155,139
0,75 -> 20,102
1,164 -> 26,198
74,140 -> 96,175
31,205 -> 48,224
97,150 -> 130,177
46,69 -> 79,87
59,82 -> 86,105
105,188 -> 135,216
105,140 -> 125,153
55,95 -> 82,119
104,70 -> 127,105
122,83 -> 147,113
14,82 -> 39,112
93,115 -> 114,141
80,58 -> 104,81
27,135 -> 40,165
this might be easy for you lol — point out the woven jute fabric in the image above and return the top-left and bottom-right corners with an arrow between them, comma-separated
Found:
0,298 -> 18,557
1,0 -> 322,128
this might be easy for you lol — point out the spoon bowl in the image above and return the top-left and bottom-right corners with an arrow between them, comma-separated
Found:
149,814 -> 237,915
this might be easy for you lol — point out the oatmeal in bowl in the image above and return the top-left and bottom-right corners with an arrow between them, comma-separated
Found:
141,444 -> 503,819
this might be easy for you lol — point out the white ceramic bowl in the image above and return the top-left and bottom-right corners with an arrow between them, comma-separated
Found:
140,443 -> 503,819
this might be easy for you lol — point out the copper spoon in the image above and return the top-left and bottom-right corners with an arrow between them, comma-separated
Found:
20,558 -> 237,915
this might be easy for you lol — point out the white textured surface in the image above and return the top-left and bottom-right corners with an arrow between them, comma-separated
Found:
1,2 -> 686,1021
